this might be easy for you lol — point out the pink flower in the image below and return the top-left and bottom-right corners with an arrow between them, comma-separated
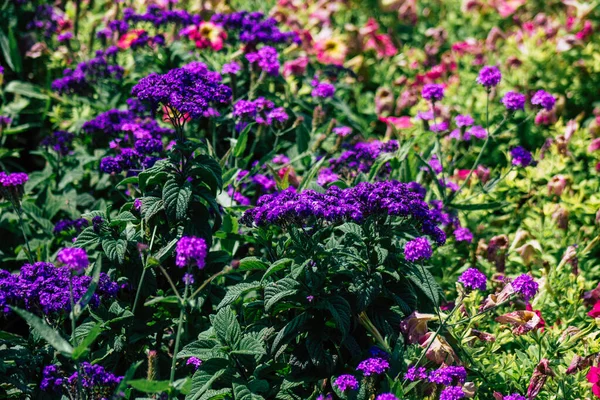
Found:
282,56 -> 309,77
588,138 -> 600,153
586,366 -> 600,397
588,300 -> 600,318
181,22 -> 226,51
118,29 -> 146,49
379,116 -> 414,129
493,0 -> 526,18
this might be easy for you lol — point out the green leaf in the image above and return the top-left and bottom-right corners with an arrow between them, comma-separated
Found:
185,359 -> 229,400
73,227 -> 101,248
0,26 -> 22,73
237,257 -> 268,271
233,383 -> 265,400
142,196 -> 164,221
102,238 -> 127,264
72,323 -> 104,360
213,307 -> 241,347
406,264 -> 442,307
272,313 -> 309,354
261,258 -> 293,283
298,157 -> 326,191
176,339 -> 223,360
128,379 -> 171,393
233,123 -> 253,157
163,178 -> 192,221
326,295 -> 352,337
189,155 -> 223,192
230,335 -> 266,356
115,361 -> 143,396
5,81 -> 48,100
264,278 -> 298,311
217,282 -> 263,310
10,307 -> 73,356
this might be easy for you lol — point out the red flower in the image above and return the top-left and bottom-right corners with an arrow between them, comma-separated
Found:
586,366 -> 600,397
588,300 -> 600,318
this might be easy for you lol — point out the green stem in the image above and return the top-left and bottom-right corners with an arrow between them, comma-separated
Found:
14,206 -> 34,264
169,284 -> 188,391
70,277 -> 84,400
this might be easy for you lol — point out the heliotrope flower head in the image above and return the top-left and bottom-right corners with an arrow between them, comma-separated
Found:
0,172 -> 28,204
57,248 -> 90,273
53,218 -> 89,235
439,386 -> 465,400
375,394 -> 399,400
510,146 -> 534,167
422,84 -> 445,102
404,237 -> 433,262
175,236 -> 208,269
356,357 -> 390,376
458,268 -> 487,291
186,357 -> 202,369
333,375 -> 359,392
211,11 -> 299,46
131,67 -> 232,120
404,366 -> 428,381
41,362 -> 123,397
246,46 -> 280,76
222,61 -> 241,75
512,274 -> 539,302
428,366 -> 467,385
531,90 -> 556,111
477,65 -> 502,88
454,227 -> 473,243
502,91 -> 526,111
41,131 -> 76,156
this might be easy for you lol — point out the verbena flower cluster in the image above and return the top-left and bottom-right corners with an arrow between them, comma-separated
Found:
404,237 -> 433,262
241,181 -> 446,245
477,65 -> 502,88
246,46 -> 281,76
511,274 -> 539,302
56,247 -> 89,273
333,374 -> 359,392
0,262 -> 117,314
458,268 -> 487,291
175,236 -> 208,270
356,357 -> 390,376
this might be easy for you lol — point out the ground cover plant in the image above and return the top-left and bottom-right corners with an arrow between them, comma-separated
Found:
1,0 -> 600,399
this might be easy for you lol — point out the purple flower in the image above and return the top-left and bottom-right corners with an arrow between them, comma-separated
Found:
404,366 -> 427,381
317,168 -> 340,186
502,91 -> 526,111
333,126 -> 352,137
92,216 -> 104,233
464,125 -> 486,140
0,115 -> 12,127
246,46 -> 280,76
356,357 -> 390,376
430,121 -> 449,132
183,273 -> 195,285
416,110 -> 434,121
175,236 -> 208,269
0,172 -> 28,187
422,84 -> 444,102
476,66 -> 502,88
439,386 -> 465,400
428,366 -> 467,385
375,394 -> 399,400
404,237 -> 433,262
455,114 -> 474,128
222,61 -> 242,75
186,357 -> 202,369
311,81 -> 336,98
41,362 -> 122,397
57,32 -> 73,42
429,155 -> 443,174
512,274 -> 539,302
510,146 -> 534,167
504,394 -> 526,400
41,131 -> 75,156
531,90 -> 556,111
333,375 -> 359,392
211,11 -> 299,46
454,227 -> 473,243
458,268 -> 487,291
57,248 -> 90,273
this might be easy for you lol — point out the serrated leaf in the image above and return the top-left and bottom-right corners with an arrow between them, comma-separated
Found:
233,383 -> 265,400
102,238 -> 127,264
264,278 -> 298,311
185,359 -> 229,400
231,335 -> 265,356
72,322 -> 104,360
71,257 -> 102,319
217,282 -> 263,310
272,313 -> 309,354
163,178 -> 192,220
142,196 -> 164,221
237,257 -> 268,271
326,295 -> 352,337
176,339 -> 223,359
213,307 -> 241,347
261,258 -> 293,283
233,123 -> 253,157
10,307 -> 73,356
128,379 -> 171,393
73,227 -> 101,248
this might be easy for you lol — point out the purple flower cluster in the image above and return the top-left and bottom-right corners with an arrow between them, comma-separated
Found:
323,140 -> 399,181
241,181 -> 446,245
454,227 -> 473,243
0,262 -> 117,314
233,97 -> 288,128
186,357 -> 202,369
211,11 -> 300,45
464,125 -> 486,140
56,248 -> 90,273
0,115 -> 12,128
311,79 -> 336,99
27,5 -> 61,37
41,362 -> 122,397
356,357 -> 390,376
404,366 -> 428,381
458,268 -> 487,291
53,218 -> 89,235
375,395 -> 398,400
510,146 -> 534,167
131,67 -> 232,120
504,394 -> 526,400
40,131 -> 75,156
52,49 -> 124,95
511,274 -> 539,302
477,66 -> 502,88
175,236 -> 208,269
333,374 -> 359,392
428,366 -> 467,385
440,386 -> 465,400
455,114 -> 474,128
123,5 -> 197,28
246,46 -> 280,76
501,91 -> 526,111
222,61 -> 242,75
531,90 -> 556,111
0,172 -> 28,204
333,126 -> 352,137
404,237 -> 433,262
422,84 -> 445,102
